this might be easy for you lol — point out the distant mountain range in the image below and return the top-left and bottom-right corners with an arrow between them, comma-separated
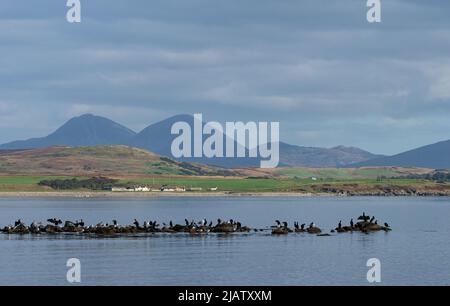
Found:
1,113 -> 448,169
278,142 -> 383,168
352,139 -> 450,169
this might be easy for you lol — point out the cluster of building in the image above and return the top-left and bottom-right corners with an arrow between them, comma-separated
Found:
107,185 -> 218,192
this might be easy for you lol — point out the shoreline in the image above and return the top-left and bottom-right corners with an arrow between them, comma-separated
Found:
0,191 -> 449,198
0,191 -> 318,198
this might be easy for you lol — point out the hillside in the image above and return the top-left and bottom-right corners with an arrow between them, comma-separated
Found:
353,139 -> 450,169
0,145 -> 236,176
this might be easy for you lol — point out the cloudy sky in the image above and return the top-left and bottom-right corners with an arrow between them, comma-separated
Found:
0,0 -> 449,154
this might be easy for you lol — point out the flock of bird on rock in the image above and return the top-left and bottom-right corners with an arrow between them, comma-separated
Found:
1,213 -> 390,236
271,212 -> 391,235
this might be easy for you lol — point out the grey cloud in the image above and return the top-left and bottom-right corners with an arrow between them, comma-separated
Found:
0,0 -> 449,155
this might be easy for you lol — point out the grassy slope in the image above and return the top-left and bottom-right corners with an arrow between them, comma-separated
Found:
0,145 -> 235,177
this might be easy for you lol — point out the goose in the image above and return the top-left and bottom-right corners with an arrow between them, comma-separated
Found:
301,224 -> 305,230
309,222 -> 315,229
338,221 -> 342,229
370,216 -> 375,223
282,222 -> 288,228
350,219 -> 354,228
384,222 -> 390,228
169,221 -> 173,228
133,219 -> 140,228
294,222 -> 299,230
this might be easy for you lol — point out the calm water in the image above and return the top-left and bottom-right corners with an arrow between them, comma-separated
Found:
0,196 -> 449,285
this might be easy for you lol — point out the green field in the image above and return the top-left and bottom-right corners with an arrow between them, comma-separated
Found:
0,176 -> 84,192
0,175 -> 434,193
275,167 -> 409,179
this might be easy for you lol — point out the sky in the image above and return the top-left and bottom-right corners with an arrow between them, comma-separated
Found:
0,0 -> 450,155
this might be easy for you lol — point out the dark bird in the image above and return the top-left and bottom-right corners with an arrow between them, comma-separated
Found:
47,218 -> 62,226
282,222 -> 288,228
14,219 -> 22,227
294,222 -> 299,230
217,218 -> 222,225
338,221 -> 342,229
169,221 -> 173,228
133,219 -> 140,228
350,219 -> 354,227
384,222 -> 390,228
300,224 -> 305,230
358,212 -> 370,222
370,216 -> 375,223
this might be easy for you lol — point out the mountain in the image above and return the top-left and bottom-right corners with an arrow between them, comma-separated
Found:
0,113 -> 382,168
0,114 -> 136,149
0,145 -> 236,176
130,114 -> 261,168
279,142 -> 383,167
353,139 -> 450,169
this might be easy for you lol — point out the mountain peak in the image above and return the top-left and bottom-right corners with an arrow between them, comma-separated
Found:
0,114 -> 136,149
